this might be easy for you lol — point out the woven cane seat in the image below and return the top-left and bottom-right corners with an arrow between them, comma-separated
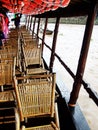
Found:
22,122 -> 59,130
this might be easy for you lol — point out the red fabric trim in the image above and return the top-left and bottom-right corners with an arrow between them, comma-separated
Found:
1,0 -> 70,14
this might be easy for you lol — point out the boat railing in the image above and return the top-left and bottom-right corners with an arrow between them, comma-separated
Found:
25,16 -> 98,108
36,34 -> 98,106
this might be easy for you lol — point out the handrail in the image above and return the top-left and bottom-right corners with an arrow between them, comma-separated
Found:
82,81 -> 98,106
39,39 -> 98,106
55,52 -> 98,106
27,16 -> 98,107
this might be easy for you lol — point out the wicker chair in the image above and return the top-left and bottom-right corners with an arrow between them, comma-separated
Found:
21,121 -> 59,130
13,73 -> 60,130
22,44 -> 41,67
0,57 -> 16,91
0,90 -> 14,102
0,30 -> 20,129
0,90 -> 20,130
0,62 -> 13,85
19,31 -> 46,75
21,39 -> 47,75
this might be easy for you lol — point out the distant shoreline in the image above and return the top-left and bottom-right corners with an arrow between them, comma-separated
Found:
48,16 -> 98,25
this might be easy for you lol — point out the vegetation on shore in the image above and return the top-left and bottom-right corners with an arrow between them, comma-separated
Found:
48,16 -> 98,25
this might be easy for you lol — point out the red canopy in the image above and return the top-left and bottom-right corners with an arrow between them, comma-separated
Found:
1,0 -> 70,15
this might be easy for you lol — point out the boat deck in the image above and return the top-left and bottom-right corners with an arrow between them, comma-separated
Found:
0,27 -> 90,130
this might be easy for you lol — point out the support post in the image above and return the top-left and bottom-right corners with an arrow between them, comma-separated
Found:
25,15 -> 27,25
49,17 -> 60,72
42,18 -> 48,55
68,2 -> 98,107
32,17 -> 36,37
25,15 -> 29,27
30,16 -> 33,30
27,15 -> 30,30
37,18 -> 40,38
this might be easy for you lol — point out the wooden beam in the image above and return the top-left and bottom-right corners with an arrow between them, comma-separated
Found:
68,1 -> 98,106
42,18 -> 48,54
37,18 -> 40,38
32,17 -> 36,37
49,17 -> 60,72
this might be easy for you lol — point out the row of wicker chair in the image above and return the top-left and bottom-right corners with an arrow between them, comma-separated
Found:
0,30 -> 18,90
0,27 -> 60,130
20,29 -> 48,75
0,30 -> 19,128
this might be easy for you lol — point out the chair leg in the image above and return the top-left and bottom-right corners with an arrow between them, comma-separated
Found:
14,108 -> 20,130
21,125 -> 25,130
55,103 -> 60,129
0,85 -> 4,92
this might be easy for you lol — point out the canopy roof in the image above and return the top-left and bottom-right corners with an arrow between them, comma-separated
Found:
0,0 -> 70,15
0,0 -> 98,17
35,0 -> 98,18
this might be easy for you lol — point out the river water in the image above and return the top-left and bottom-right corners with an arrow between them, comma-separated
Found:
41,24 -> 98,130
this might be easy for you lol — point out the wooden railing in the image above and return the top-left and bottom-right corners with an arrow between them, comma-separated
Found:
25,15 -> 98,107
39,38 -> 98,106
